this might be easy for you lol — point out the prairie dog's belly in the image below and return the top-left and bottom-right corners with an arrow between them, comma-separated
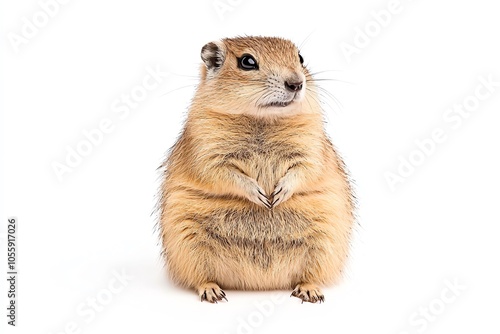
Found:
201,206 -> 312,290
201,205 -> 313,242
178,195 -> 315,289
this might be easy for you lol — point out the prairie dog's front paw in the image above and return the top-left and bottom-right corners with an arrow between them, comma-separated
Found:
271,176 -> 294,208
244,179 -> 271,209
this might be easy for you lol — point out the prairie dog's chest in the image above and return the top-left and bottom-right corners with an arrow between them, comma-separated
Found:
223,126 -> 305,188
233,131 -> 302,162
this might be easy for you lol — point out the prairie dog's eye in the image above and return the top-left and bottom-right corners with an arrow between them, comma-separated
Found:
299,53 -> 304,65
238,54 -> 259,70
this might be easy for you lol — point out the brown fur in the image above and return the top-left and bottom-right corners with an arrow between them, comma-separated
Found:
158,37 -> 354,303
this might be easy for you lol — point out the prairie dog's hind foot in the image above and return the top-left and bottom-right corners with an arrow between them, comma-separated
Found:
291,283 -> 325,303
198,282 -> 228,303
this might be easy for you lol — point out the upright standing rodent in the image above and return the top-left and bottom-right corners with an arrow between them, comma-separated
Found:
158,36 -> 354,303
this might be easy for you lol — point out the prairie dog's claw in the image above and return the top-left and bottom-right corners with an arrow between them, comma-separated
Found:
198,283 -> 228,303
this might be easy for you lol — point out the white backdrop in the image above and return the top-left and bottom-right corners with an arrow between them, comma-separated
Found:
2,0 -> 500,333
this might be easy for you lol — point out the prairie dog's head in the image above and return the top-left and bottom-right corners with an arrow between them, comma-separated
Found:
195,36 -> 319,117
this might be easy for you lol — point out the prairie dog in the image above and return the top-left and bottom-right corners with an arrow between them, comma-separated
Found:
158,36 -> 354,303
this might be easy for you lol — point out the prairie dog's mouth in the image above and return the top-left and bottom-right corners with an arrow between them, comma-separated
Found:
264,99 -> 294,108
261,92 -> 302,108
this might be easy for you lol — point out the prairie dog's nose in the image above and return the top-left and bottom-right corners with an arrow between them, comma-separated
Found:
285,80 -> 303,92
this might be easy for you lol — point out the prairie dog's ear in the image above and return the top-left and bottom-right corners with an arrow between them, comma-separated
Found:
201,41 -> 225,75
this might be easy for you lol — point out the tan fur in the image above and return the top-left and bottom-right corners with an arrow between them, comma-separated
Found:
158,37 -> 354,303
